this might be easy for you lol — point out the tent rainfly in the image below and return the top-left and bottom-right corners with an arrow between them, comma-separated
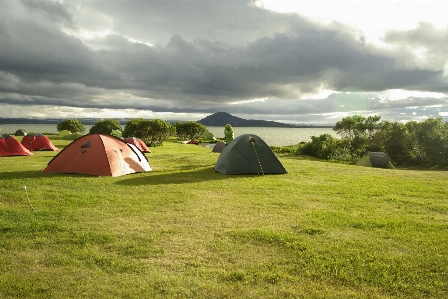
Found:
43,134 -> 151,176
15,129 -> 27,136
0,134 -> 33,156
58,130 -> 71,137
111,129 -> 122,138
21,133 -> 59,151
355,152 -> 395,169
124,137 -> 151,153
62,132 -> 84,140
212,141 -> 226,153
214,134 -> 287,175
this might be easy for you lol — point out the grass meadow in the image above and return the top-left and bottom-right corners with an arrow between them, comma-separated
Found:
1,136 -> 447,298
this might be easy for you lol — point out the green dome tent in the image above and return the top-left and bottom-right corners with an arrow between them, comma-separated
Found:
62,132 -> 84,140
59,130 -> 71,137
355,152 -> 395,169
15,129 -> 27,136
111,129 -> 122,138
215,134 -> 287,175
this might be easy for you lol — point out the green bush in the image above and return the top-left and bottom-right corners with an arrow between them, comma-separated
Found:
299,116 -> 448,168
270,145 -> 298,154
124,118 -> 174,146
297,134 -> 341,160
56,119 -> 86,133
89,119 -> 122,134
123,118 -> 144,138
174,121 -> 209,140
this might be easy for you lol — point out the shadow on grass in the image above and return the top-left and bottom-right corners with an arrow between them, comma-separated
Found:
115,167 -> 247,186
0,171 -> 45,180
281,153 -> 445,170
280,154 -> 323,161
280,154 -> 354,165
0,165 -> 276,184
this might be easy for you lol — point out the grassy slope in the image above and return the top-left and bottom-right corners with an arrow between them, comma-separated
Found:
0,136 -> 447,298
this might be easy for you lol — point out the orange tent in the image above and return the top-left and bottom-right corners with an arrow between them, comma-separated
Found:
0,134 -> 33,157
124,137 -> 151,153
43,134 -> 151,177
21,133 -> 59,151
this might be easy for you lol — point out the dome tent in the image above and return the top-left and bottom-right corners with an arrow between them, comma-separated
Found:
111,129 -> 122,138
62,132 -> 84,140
15,129 -> 27,136
212,141 -> 226,153
43,134 -> 151,177
0,134 -> 33,157
215,134 -> 287,175
58,130 -> 71,137
21,133 -> 59,151
123,137 -> 151,153
355,152 -> 395,169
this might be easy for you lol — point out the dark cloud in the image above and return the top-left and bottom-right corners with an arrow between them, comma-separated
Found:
0,0 -> 447,123
86,0 -> 291,46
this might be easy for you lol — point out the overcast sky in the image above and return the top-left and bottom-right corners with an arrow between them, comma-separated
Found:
1,0 -> 447,124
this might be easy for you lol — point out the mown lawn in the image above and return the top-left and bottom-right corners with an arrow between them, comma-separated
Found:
1,136 -> 447,298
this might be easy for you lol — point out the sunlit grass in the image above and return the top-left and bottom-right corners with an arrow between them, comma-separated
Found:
0,137 -> 447,298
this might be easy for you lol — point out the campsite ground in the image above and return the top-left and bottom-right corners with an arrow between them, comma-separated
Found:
1,136 -> 447,298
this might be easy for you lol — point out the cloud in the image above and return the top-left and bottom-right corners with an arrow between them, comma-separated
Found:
0,0 -> 447,124
384,23 -> 448,72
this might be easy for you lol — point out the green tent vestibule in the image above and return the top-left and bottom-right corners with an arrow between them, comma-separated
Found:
214,134 -> 287,175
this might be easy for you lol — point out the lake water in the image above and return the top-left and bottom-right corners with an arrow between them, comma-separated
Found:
206,127 -> 338,146
0,124 -> 338,146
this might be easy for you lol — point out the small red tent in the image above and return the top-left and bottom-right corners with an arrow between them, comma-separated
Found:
0,134 -> 33,157
124,137 -> 151,153
21,133 -> 59,151
43,134 -> 151,177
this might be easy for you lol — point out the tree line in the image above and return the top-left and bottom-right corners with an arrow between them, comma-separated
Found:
57,118 -> 211,147
298,115 -> 448,168
57,115 -> 448,167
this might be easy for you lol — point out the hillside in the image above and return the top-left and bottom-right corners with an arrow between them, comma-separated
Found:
197,112 -> 297,127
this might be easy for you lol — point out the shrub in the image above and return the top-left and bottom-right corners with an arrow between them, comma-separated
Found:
89,119 -> 122,134
270,145 -> 297,154
56,119 -> 86,133
123,118 -> 143,138
297,134 -> 341,160
142,119 -> 175,146
175,121 -> 209,140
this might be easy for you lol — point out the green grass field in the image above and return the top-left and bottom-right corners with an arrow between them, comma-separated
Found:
1,136 -> 447,298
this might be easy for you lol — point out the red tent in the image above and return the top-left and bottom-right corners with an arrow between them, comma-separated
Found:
43,134 -> 151,177
21,133 -> 59,151
123,137 -> 151,153
0,134 -> 33,157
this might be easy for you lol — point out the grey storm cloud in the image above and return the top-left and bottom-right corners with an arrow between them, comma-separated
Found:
0,0 -> 447,122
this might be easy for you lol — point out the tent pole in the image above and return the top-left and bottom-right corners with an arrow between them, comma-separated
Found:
251,141 -> 264,175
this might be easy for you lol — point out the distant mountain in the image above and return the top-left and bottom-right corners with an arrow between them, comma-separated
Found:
197,112 -> 245,126
197,112 -> 297,127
